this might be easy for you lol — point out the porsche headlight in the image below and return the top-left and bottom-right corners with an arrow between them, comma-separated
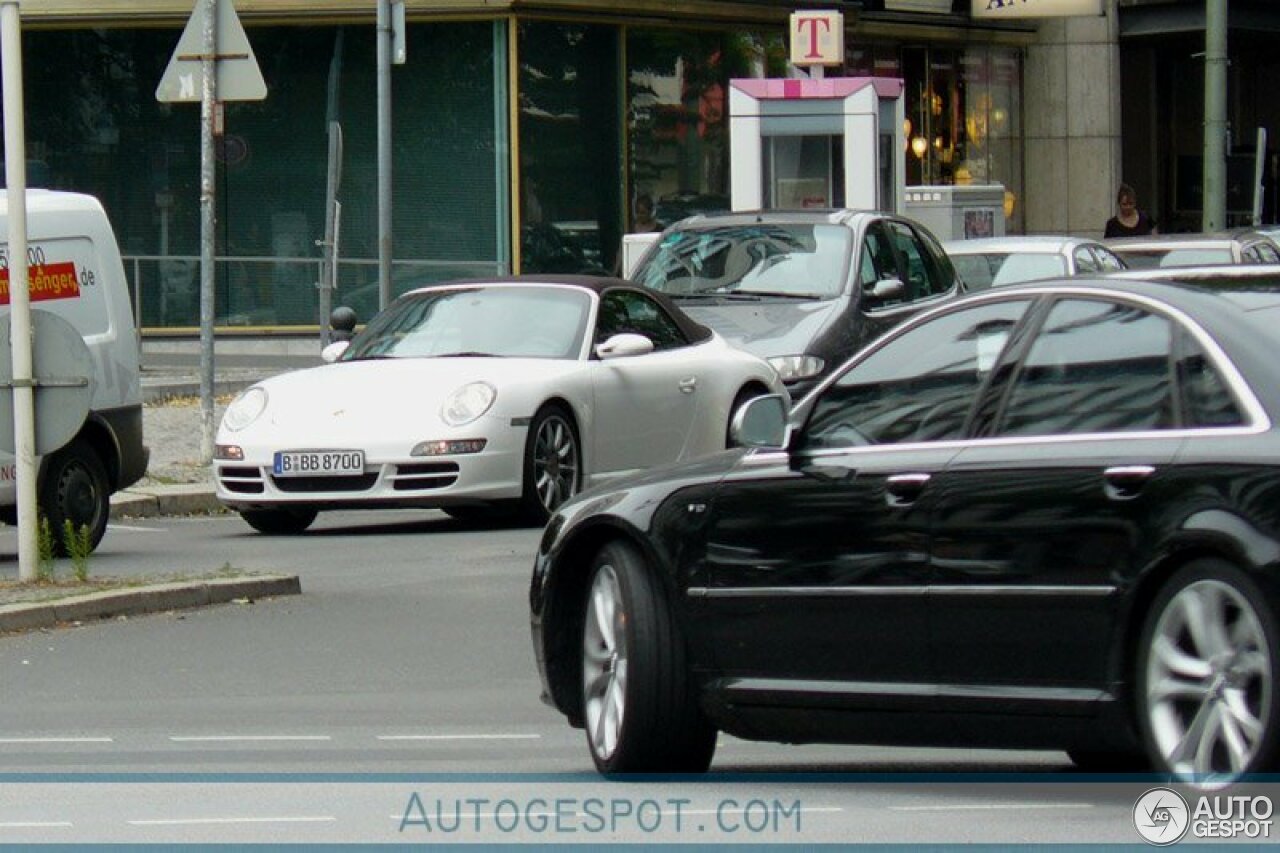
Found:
221,387 -> 268,432
768,354 -> 825,382
441,381 -> 496,426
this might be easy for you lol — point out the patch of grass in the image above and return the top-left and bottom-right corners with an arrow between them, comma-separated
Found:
36,517 -> 55,582
64,520 -> 93,582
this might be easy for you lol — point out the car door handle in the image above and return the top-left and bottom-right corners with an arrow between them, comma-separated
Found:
678,377 -> 697,394
1103,465 -> 1155,500
885,472 -> 931,506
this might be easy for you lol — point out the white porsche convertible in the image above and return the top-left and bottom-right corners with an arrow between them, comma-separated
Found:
214,277 -> 787,533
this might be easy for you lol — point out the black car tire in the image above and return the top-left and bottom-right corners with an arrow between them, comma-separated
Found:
1136,558 -> 1280,781
39,438 -> 110,556
580,540 -> 717,774
239,507 -> 318,535
520,404 -> 580,524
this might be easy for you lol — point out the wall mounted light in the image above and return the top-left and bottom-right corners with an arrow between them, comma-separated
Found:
910,135 -> 928,159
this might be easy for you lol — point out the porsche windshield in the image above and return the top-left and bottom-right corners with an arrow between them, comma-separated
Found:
343,285 -> 592,360
632,224 -> 851,299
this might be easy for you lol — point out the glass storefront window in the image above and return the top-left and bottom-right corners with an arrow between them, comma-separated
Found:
517,21 -> 621,275
12,21 -> 503,329
897,44 -> 1024,233
624,29 -> 784,234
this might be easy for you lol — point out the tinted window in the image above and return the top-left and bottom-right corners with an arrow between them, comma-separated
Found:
1092,246 -> 1126,272
997,299 -> 1174,436
1176,332 -> 1244,428
885,220 -> 951,301
633,224 -> 852,298
802,300 -> 1031,448
597,290 -> 687,350
859,222 -> 900,289
1073,246 -> 1101,274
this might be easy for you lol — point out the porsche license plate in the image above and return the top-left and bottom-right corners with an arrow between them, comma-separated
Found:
273,450 -> 365,477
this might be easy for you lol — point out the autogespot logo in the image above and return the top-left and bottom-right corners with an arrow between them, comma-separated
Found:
1134,788 -> 1190,845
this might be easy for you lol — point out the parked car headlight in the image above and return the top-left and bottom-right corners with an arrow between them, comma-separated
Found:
442,381 -> 496,426
768,355 -> 825,382
221,387 -> 268,432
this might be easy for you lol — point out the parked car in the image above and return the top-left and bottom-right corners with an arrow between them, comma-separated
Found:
1106,263 -> 1280,289
629,209 -> 961,399
945,235 -> 1126,290
214,277 -> 786,533
1106,229 -> 1280,269
531,276 -> 1280,782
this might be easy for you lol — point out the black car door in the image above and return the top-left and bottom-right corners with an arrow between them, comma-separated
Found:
929,296 -> 1185,711
700,298 -> 1032,703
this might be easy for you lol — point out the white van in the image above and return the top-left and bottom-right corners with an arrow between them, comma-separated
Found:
0,190 -> 147,553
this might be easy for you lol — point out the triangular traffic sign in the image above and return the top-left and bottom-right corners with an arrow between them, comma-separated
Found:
156,0 -> 267,103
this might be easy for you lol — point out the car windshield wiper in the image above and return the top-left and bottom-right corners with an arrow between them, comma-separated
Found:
430,351 -> 499,358
731,290 -> 819,300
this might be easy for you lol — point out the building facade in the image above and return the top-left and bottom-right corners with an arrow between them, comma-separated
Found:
13,1 -> 1129,332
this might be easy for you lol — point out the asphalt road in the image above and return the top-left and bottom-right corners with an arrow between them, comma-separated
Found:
0,510 -> 1199,845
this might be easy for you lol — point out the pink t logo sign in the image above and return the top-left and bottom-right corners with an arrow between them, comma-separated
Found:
795,16 -> 830,60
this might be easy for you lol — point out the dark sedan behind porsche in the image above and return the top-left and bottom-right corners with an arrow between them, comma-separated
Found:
530,276 -> 1280,784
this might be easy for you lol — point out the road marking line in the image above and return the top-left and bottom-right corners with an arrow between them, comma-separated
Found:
128,816 -> 337,826
168,735 -> 332,742
376,733 -> 541,741
0,821 -> 73,828
107,524 -> 165,533
0,737 -> 113,743
889,803 -> 1094,812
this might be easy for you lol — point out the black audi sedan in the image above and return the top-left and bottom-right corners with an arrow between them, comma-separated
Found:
530,276 -> 1280,783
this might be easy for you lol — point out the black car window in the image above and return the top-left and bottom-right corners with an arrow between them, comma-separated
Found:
597,290 -> 686,351
801,300 -> 1031,449
996,299 -> 1175,437
1175,330 -> 1244,428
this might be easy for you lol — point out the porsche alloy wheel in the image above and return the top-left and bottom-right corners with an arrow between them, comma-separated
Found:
522,405 -> 579,522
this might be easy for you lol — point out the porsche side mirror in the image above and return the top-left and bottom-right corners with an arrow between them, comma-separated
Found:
595,332 -> 655,360
729,394 -> 789,449
321,340 -> 350,363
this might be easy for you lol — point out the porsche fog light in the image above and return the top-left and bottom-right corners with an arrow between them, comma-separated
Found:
441,382 -> 496,426
412,438 -> 488,456
222,387 -> 267,432
767,355 -> 825,382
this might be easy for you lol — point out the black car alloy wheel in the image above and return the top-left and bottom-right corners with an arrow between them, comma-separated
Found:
580,540 -> 716,774
1138,558 -> 1279,782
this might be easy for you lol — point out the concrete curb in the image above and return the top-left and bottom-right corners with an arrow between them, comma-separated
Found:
110,486 -> 222,520
0,574 -> 301,634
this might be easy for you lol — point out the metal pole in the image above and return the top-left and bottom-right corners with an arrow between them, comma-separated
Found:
318,121 -> 342,347
1,0 -> 37,581
376,0 -> 392,311
1203,0 -> 1228,231
198,0 -> 217,463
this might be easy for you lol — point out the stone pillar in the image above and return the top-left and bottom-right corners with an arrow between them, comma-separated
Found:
1023,1 -> 1122,237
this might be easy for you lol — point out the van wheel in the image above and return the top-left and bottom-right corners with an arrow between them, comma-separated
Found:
239,508 -> 317,535
39,438 -> 110,556
581,540 -> 717,774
